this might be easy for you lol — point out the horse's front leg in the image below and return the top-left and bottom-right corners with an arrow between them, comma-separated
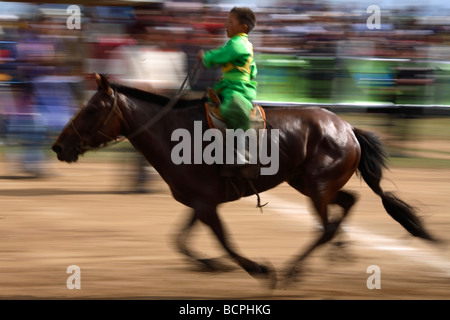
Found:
194,204 -> 277,288
174,209 -> 234,272
175,210 -> 198,259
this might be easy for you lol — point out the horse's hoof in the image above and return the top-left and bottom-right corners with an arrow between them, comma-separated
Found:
251,261 -> 277,290
282,265 -> 302,287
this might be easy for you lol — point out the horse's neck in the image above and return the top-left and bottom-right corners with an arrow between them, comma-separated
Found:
121,95 -> 161,136
120,94 -> 203,176
122,95 -> 203,135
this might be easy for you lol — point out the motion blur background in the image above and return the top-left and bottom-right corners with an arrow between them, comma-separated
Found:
0,0 -> 449,180
0,1 -> 449,300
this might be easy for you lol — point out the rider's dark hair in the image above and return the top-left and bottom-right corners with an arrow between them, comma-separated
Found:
230,7 -> 256,34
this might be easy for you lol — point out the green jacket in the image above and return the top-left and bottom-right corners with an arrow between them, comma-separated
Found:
202,33 -> 257,82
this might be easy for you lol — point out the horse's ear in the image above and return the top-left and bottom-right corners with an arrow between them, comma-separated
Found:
95,73 -> 113,95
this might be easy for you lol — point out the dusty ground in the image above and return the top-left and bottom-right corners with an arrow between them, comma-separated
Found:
0,159 -> 449,300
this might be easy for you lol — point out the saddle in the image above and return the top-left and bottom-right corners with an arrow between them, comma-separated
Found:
204,91 -> 267,181
204,102 -> 266,132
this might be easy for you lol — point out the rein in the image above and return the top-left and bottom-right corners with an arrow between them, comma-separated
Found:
126,59 -> 203,141
71,60 -> 203,151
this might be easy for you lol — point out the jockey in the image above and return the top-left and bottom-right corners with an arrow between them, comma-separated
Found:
198,7 -> 257,132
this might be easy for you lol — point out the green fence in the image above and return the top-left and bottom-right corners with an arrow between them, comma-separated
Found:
255,53 -> 450,106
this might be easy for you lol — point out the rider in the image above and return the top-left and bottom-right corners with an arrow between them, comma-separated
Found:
197,7 -> 257,132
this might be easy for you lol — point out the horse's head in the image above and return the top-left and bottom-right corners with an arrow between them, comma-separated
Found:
52,73 -> 125,163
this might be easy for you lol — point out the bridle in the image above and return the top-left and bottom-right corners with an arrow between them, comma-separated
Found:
69,88 -> 122,152
69,60 -> 203,152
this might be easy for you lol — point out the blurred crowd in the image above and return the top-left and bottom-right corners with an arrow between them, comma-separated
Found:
1,0 -> 450,178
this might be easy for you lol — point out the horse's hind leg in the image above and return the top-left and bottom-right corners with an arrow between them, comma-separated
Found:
285,181 -> 357,282
284,183 -> 358,282
329,190 -> 357,237
284,188 -> 338,280
331,190 -> 357,217
327,190 -> 357,257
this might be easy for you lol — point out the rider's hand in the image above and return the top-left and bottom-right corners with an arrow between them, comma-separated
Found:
197,50 -> 205,61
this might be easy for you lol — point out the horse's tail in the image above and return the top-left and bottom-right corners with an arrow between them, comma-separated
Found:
353,127 -> 436,242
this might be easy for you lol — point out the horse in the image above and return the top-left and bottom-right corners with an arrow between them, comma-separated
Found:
52,73 -> 436,288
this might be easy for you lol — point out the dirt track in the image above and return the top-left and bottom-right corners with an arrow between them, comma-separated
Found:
0,160 -> 449,300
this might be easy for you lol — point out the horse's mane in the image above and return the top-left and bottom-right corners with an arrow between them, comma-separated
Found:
111,83 -> 206,109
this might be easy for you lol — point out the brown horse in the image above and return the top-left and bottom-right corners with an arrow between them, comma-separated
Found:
52,74 -> 436,287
